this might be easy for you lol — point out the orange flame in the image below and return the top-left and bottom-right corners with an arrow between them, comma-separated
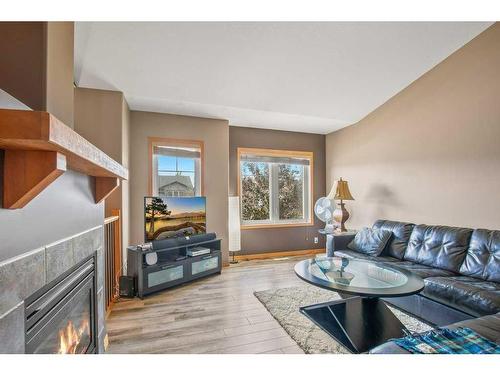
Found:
57,318 -> 90,354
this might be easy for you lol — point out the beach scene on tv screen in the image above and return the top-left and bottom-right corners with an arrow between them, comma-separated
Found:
145,196 -> 206,241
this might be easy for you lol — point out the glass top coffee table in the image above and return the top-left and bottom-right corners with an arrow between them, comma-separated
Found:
294,256 -> 424,353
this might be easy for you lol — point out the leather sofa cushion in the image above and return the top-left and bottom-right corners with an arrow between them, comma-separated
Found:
372,220 -> 415,260
347,227 -> 392,256
333,249 -> 399,263
390,261 -> 456,279
370,312 -> 500,353
460,229 -> 500,282
404,224 -> 472,272
422,276 -> 500,317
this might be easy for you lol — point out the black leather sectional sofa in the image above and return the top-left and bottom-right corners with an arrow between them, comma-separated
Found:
329,219 -> 500,352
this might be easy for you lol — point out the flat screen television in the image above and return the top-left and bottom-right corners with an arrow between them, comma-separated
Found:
144,196 -> 206,242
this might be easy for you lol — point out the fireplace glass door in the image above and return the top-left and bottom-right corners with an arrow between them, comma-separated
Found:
33,287 -> 92,354
25,258 -> 97,354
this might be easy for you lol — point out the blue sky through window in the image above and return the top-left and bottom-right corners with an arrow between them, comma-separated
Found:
158,155 -> 196,185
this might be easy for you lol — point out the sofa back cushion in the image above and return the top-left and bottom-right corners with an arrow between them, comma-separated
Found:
459,229 -> 500,282
404,224 -> 472,272
372,220 -> 415,259
347,227 -> 393,256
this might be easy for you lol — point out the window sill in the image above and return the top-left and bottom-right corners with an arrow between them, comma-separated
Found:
241,222 -> 315,230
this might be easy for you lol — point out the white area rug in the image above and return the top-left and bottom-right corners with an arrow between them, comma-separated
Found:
254,285 -> 432,354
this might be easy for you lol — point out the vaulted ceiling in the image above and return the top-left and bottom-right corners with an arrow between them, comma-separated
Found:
75,22 -> 492,134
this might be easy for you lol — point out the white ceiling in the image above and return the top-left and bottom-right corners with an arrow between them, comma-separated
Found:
75,22 -> 492,134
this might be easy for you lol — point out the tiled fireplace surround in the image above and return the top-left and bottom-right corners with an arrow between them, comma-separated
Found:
0,226 -> 106,353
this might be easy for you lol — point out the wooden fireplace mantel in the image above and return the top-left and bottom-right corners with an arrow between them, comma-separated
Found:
0,109 -> 128,209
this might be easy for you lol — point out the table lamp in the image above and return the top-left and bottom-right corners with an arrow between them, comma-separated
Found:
327,177 -> 354,232
228,196 -> 241,264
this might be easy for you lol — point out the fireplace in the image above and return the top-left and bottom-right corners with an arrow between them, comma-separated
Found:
24,256 -> 97,354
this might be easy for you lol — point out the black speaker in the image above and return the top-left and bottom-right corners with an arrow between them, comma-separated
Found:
152,232 -> 216,250
119,276 -> 135,298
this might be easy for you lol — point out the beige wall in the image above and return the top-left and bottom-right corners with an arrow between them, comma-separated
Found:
326,23 -> 500,231
121,98 -> 131,253
129,111 -> 230,264
74,87 -> 131,256
45,22 -> 74,128
229,126 -> 326,254
74,87 -> 123,163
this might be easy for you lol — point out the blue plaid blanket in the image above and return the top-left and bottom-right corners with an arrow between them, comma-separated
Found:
391,327 -> 500,354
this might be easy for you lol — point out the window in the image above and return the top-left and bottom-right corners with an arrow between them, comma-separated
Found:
238,148 -> 313,228
149,138 -> 204,197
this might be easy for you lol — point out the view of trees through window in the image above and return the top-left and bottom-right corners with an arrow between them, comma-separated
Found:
278,164 -> 304,220
241,162 -> 270,221
240,158 -> 308,224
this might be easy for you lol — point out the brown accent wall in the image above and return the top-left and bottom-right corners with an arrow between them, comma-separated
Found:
325,23 -> 500,231
129,111 -> 230,264
229,126 -> 326,255
0,22 -> 74,127
0,22 -> 45,111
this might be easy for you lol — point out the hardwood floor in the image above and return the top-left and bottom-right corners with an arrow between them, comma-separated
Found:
106,256 -> 309,354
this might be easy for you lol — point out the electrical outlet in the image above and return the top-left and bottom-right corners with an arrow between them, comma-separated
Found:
314,237 -> 319,244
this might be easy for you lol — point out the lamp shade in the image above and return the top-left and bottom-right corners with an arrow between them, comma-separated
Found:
228,196 -> 241,252
327,177 -> 354,201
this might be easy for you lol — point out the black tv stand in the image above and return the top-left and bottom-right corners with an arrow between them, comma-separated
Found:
127,233 -> 222,298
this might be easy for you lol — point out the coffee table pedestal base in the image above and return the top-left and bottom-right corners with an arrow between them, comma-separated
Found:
299,296 -> 406,353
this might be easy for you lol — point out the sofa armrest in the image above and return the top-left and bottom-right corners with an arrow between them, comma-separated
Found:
326,233 -> 356,257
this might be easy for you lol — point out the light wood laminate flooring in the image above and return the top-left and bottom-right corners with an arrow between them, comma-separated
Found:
106,256 -> 309,354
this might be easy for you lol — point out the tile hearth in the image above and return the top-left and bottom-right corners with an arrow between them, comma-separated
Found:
0,226 -> 106,353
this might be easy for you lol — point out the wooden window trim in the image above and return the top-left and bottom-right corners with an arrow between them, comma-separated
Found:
237,147 -> 314,230
148,137 -> 205,196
